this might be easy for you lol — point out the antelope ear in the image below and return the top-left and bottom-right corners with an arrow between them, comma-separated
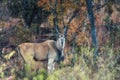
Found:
58,33 -> 65,38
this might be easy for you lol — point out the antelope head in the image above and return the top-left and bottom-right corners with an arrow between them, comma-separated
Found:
55,24 -> 68,60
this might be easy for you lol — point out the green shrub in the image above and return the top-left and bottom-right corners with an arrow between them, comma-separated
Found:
16,63 -> 48,80
1,46 -> 119,80
46,46 -> 120,80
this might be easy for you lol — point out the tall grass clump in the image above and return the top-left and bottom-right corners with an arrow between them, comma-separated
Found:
16,63 -> 48,80
46,46 -> 120,80
1,46 -> 119,80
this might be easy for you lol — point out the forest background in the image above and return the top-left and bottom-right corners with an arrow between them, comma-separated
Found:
0,0 -> 120,80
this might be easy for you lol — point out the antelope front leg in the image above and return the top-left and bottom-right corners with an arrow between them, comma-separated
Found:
61,50 -> 64,60
48,58 -> 55,74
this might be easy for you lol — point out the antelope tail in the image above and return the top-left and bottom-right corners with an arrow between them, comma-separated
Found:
15,46 -> 26,64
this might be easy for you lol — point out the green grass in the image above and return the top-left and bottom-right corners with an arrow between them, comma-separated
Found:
0,46 -> 120,80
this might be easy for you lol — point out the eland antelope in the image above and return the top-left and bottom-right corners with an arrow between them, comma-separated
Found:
2,19 -> 68,73
2,34 -> 66,73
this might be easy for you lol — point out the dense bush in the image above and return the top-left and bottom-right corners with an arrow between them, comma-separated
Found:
0,46 -> 119,80
46,46 -> 120,80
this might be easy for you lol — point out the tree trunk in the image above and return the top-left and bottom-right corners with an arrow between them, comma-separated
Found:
85,0 -> 98,57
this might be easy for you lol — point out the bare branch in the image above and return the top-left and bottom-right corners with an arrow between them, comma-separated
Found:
93,0 -> 110,11
67,9 -> 79,24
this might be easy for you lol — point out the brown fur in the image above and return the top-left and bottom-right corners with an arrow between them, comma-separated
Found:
16,40 -> 59,71
2,39 -> 63,72
18,40 -> 57,63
